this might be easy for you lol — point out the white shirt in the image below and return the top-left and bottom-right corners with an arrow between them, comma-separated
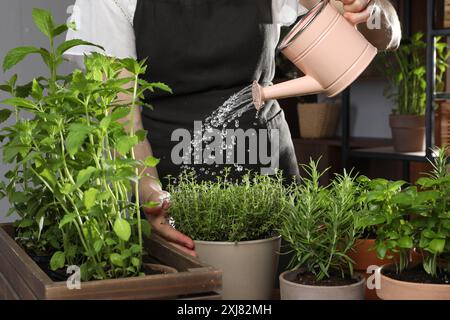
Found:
66,0 -> 308,63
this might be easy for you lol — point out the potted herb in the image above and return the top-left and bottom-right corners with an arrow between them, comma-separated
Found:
381,33 -> 449,152
0,9 -> 221,299
373,148 -> 450,300
349,176 -> 406,299
278,160 -> 365,300
168,171 -> 287,300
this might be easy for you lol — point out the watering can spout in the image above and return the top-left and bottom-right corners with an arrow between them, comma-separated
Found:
252,76 -> 324,110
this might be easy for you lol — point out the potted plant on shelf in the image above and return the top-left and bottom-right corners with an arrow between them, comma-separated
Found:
168,171 -> 287,300
0,9 -> 221,300
278,160 -> 366,300
371,148 -> 450,300
381,32 -> 449,153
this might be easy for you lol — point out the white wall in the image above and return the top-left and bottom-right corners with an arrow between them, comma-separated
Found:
0,0 -> 75,222
349,79 -> 393,138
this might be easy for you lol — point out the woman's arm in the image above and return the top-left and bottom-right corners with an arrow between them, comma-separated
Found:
118,69 -> 196,257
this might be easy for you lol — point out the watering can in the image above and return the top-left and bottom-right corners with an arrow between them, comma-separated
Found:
252,0 -> 377,110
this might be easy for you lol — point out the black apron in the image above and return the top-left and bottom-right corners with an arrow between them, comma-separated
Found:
133,0 -> 300,186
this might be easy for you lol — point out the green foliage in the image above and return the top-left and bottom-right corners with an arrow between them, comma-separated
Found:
279,160 -> 364,281
0,9 -> 170,280
168,171 -> 288,242
356,177 -> 412,272
381,33 -> 450,115
358,148 -> 450,278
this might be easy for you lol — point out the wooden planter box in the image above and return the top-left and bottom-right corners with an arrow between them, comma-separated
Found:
0,224 -> 222,300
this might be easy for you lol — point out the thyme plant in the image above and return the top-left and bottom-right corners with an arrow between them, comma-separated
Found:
0,9 -> 170,280
279,160 -> 363,281
168,171 -> 288,242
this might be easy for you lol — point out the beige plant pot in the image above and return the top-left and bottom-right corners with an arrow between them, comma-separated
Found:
298,103 -> 340,139
194,236 -> 281,300
376,265 -> 450,300
279,269 -> 366,300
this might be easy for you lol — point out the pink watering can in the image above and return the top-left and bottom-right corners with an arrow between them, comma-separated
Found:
252,0 -> 378,109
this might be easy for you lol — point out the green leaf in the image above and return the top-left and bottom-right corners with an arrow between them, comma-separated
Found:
83,188 -> 98,210
397,236 -> 413,249
111,107 -> 131,121
141,220 -> 151,238
93,239 -> 103,253
66,123 -> 93,156
1,97 -> 37,110
116,135 -> 139,156
50,251 -> 65,271
56,39 -> 104,56
428,239 -> 445,253
131,257 -> 141,268
32,8 -> 54,39
52,23 -> 69,37
30,79 -> 43,100
59,213 -> 78,228
110,253 -> 124,267
143,201 -> 159,209
144,156 -> 160,168
2,46 -> 40,71
151,82 -> 172,94
0,109 -> 12,124
39,168 -> 57,188
135,129 -> 147,142
75,166 -> 97,188
113,218 -> 131,242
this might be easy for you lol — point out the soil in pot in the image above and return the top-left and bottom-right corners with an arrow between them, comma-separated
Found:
294,269 -> 358,286
382,265 -> 449,285
28,253 -> 69,282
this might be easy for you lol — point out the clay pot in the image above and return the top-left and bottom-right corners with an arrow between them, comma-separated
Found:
279,270 -> 365,300
194,236 -> 281,300
389,115 -> 425,152
348,239 -> 394,300
376,264 -> 450,300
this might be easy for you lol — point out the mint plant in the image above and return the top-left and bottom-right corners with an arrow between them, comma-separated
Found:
0,9 -> 171,280
168,171 -> 288,242
279,160 -> 364,281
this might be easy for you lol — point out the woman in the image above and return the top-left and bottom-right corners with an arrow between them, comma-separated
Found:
66,0 -> 401,257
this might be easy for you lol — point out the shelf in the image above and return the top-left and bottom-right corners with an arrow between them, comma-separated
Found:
293,137 -> 392,148
435,92 -> 450,100
350,147 -> 427,162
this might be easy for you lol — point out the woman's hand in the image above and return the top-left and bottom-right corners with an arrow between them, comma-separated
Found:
337,0 -> 372,25
140,178 -> 197,258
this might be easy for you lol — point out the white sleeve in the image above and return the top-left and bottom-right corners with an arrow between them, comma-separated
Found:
273,0 -> 309,26
65,0 -> 137,66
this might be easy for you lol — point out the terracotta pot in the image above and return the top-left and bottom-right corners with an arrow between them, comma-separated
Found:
349,239 -> 395,300
389,115 -> 425,153
376,264 -> 450,300
279,270 -> 365,300
194,236 -> 281,300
